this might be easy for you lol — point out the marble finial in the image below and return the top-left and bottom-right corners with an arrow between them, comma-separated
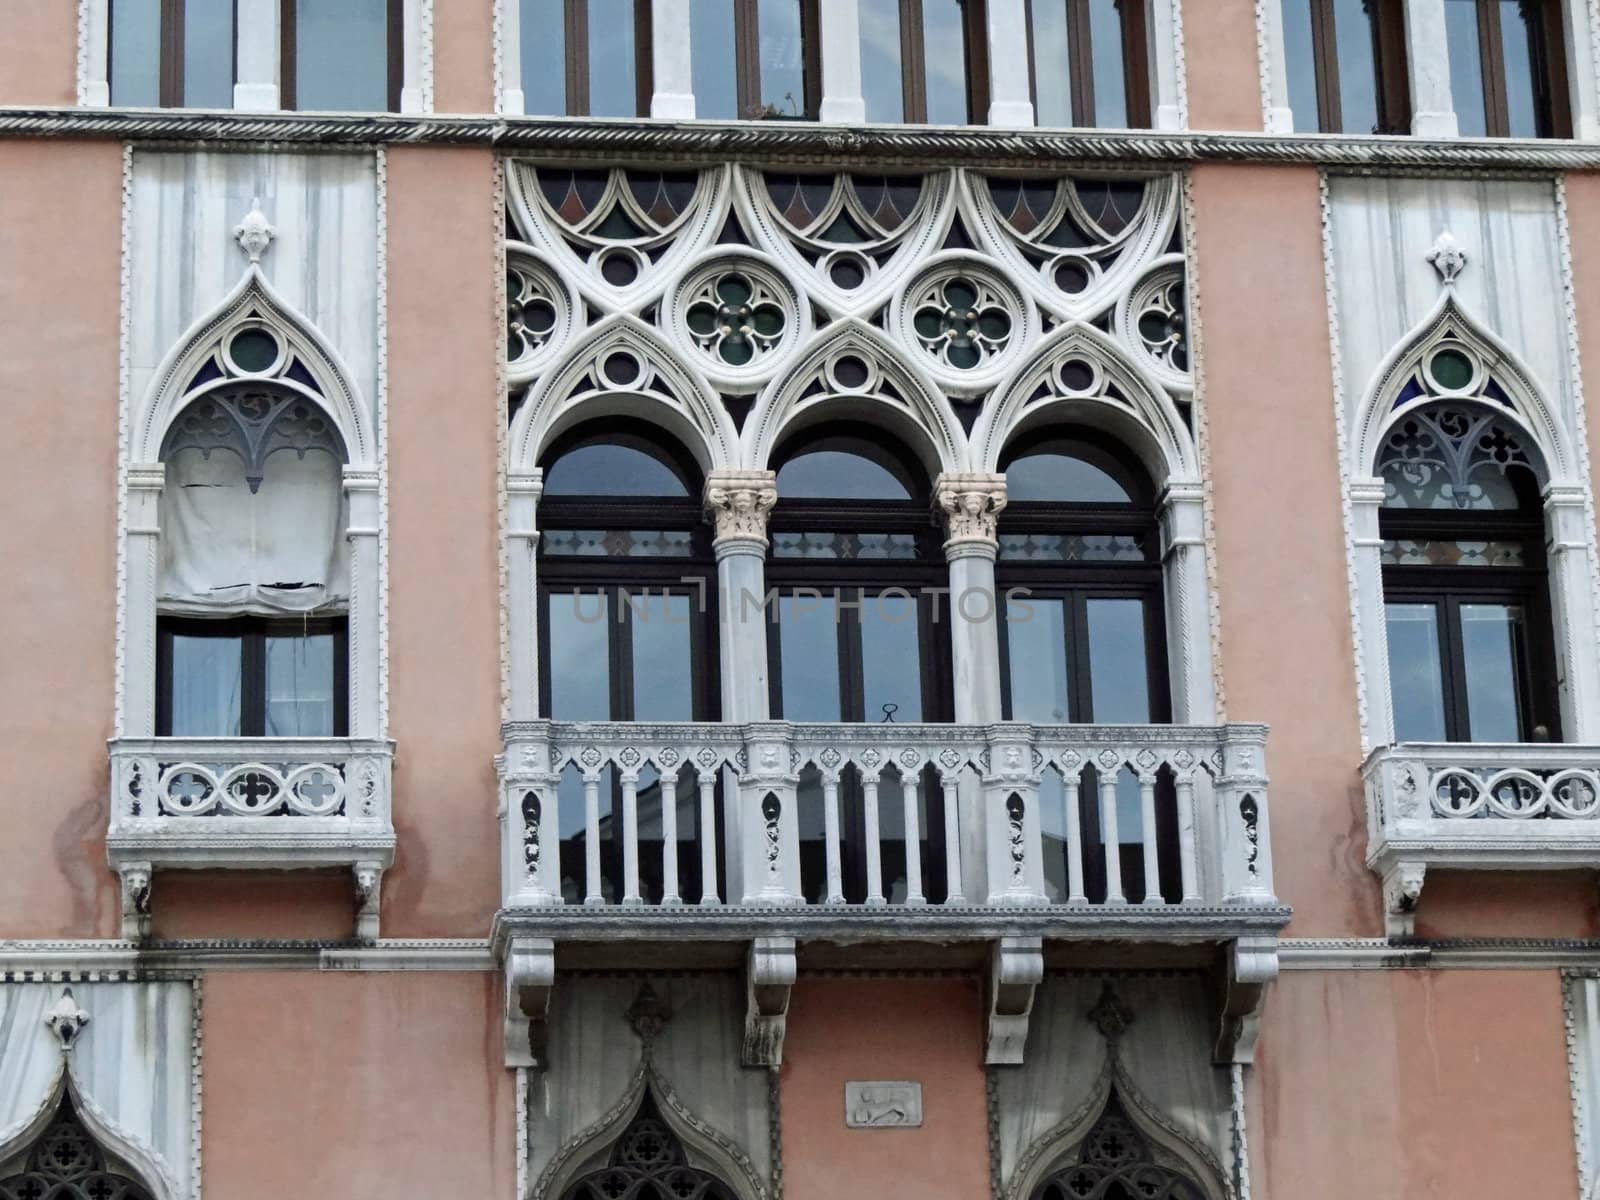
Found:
1426,230 -> 1467,286
234,200 -> 276,265
44,988 -> 90,1050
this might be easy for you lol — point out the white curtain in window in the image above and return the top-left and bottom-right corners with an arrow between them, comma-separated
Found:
160,444 -> 348,614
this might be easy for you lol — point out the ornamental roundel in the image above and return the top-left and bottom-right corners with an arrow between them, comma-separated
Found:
507,247 -> 577,384
892,256 -> 1030,391
1117,261 -> 1189,389
666,255 -> 805,383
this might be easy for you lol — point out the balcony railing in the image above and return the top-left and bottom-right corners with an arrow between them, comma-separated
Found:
498,720 -> 1275,916
106,737 -> 396,939
1365,742 -> 1600,934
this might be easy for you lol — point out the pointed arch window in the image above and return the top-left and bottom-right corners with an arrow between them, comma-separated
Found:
1379,403 -> 1561,742
1029,1094 -> 1207,1200
559,1092 -> 741,1200
0,1097 -> 157,1200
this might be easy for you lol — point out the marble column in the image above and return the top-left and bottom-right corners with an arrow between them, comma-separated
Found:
817,0 -> 866,123
123,465 -> 165,738
651,0 -> 697,118
704,471 -> 778,723
506,469 -> 544,722
985,0 -> 1035,127
1402,0 -> 1460,137
234,0 -> 281,110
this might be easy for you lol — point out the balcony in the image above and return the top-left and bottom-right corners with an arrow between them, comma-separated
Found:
494,719 -> 1286,1067
106,737 -> 395,941
1366,742 -> 1600,936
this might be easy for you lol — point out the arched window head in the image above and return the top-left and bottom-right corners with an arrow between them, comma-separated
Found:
0,1097 -> 156,1200
560,1092 -> 741,1200
772,425 -> 928,502
541,421 -> 702,500
1377,404 -> 1542,512
1029,1096 -> 1207,1200
1001,430 -> 1155,507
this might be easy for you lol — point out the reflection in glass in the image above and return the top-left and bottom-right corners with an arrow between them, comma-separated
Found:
183,1 -> 235,108
1461,602 -> 1525,741
1029,0 -> 1073,126
295,0 -> 390,112
264,631 -> 335,736
1088,0 -> 1128,128
1332,0 -> 1380,133
1086,599 -> 1152,722
796,765 -> 830,902
544,443 -> 690,497
630,593 -> 694,720
758,0 -> 807,115
589,0 -> 640,117
1006,596 -> 1070,722
1005,450 -> 1135,503
860,0 -> 906,122
548,592 -> 612,719
777,449 -> 912,500
861,591 -> 923,721
1279,0 -> 1320,131
777,593 -> 841,720
1040,769 -> 1069,900
1386,603 -> 1447,741
1499,0 -> 1538,137
922,0 -> 970,124
1444,0 -> 1488,137
691,0 -> 739,119
557,763 -> 615,903
521,0 -> 568,114
170,633 -> 243,736
110,0 -> 162,106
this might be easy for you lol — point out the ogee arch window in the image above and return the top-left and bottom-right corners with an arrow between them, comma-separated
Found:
0,1096 -> 157,1200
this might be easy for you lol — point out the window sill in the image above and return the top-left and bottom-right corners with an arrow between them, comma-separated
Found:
106,736 -> 395,941
1364,741 -> 1600,936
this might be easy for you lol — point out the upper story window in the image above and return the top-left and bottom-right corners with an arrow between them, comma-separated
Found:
1443,0 -> 1570,137
1379,403 -> 1560,742
691,0 -> 822,119
858,0 -> 989,124
282,0 -> 401,111
519,0 -> 653,117
1278,0 -> 1410,132
1026,0 -> 1152,128
109,0 -> 235,107
156,379 -> 351,738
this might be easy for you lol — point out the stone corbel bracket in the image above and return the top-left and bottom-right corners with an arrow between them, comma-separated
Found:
504,934 -> 556,1068
986,934 -> 1043,1064
1213,935 -> 1279,1065
743,935 -> 796,1066
118,862 -> 153,942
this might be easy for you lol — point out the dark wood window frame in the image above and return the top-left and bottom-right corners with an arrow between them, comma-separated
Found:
1380,504 -> 1562,742
109,0 -> 239,108
1293,0 -> 1411,133
556,0 -> 655,118
884,0 -> 991,124
156,615 -> 349,737
732,0 -> 823,119
1023,0 -> 1152,128
1448,0 -> 1571,138
280,0 -> 405,113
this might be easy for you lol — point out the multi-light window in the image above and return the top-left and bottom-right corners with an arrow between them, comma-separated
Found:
1441,0 -> 1570,137
1026,0 -> 1152,128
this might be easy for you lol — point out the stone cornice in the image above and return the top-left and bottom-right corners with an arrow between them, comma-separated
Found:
7,106 -> 1600,170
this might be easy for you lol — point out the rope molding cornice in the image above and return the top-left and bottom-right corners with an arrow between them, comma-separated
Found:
9,106 -> 1600,168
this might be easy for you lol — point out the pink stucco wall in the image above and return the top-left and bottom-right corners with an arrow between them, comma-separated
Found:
432,0 -> 496,113
0,1 -> 75,105
1182,0 -> 1264,132
779,978 -> 991,1200
203,972 -> 516,1198
0,141 -> 124,938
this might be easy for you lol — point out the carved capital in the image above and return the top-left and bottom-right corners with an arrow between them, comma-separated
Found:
704,470 -> 778,549
934,473 -> 1007,551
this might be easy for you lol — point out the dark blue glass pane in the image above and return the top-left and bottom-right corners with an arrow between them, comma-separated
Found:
1087,0 -> 1128,128
549,592 -> 612,719
110,0 -> 162,106
544,443 -> 691,497
777,449 -> 912,500
630,593 -> 694,720
589,0 -> 639,116
1444,0 -> 1488,137
183,1 -> 235,107
1004,451 -> 1134,503
860,0 -> 906,122
1280,0 -> 1320,131
1386,602 -> 1447,741
691,0 -> 739,119
521,0 -> 568,114
1499,0 -> 1539,137
1006,596 -> 1070,721
1332,0 -> 1379,133
861,591 -> 922,721
777,594 -> 841,719
1086,598 -> 1152,722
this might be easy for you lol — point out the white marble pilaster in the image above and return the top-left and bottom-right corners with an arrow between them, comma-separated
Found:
1403,0 -> 1460,137
1546,485 -> 1600,740
1148,0 -> 1185,130
1256,0 -> 1294,132
234,0 -> 280,110
398,0 -> 431,113
123,466 -> 164,738
985,0 -> 1035,127
345,468 -> 382,738
1348,480 -> 1393,751
818,0 -> 866,122
705,471 -> 777,723
1559,0 -> 1600,139
498,0 -> 526,114
507,470 -> 543,722
1159,483 -> 1216,724
80,0 -> 111,105
651,0 -> 697,119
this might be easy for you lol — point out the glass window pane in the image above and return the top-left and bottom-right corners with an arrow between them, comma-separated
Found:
548,591 -> 612,719
1006,596 -> 1070,722
1332,0 -> 1380,133
860,0 -> 906,122
777,593 -> 842,720
757,0 -> 807,116
265,632 -> 336,737
544,443 -> 692,497
1087,0 -> 1128,128
294,0 -> 390,112
691,0 -> 739,119
1280,0 -> 1320,131
777,449 -> 913,500
183,0 -> 235,108
1030,0 -> 1073,127
922,0 -> 970,125
1086,598 -> 1153,722
521,0 -> 568,114
1460,603 -> 1526,741
1499,0 -> 1540,137
861,590 -> 923,721
630,593 -> 695,720
1444,0 -> 1488,137
1385,602 -> 1448,741
1004,450 -> 1136,503
169,633 -> 243,736
110,0 -> 162,106
589,0 -> 639,117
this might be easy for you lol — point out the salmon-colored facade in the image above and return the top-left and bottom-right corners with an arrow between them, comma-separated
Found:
3,2 -> 1600,1198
